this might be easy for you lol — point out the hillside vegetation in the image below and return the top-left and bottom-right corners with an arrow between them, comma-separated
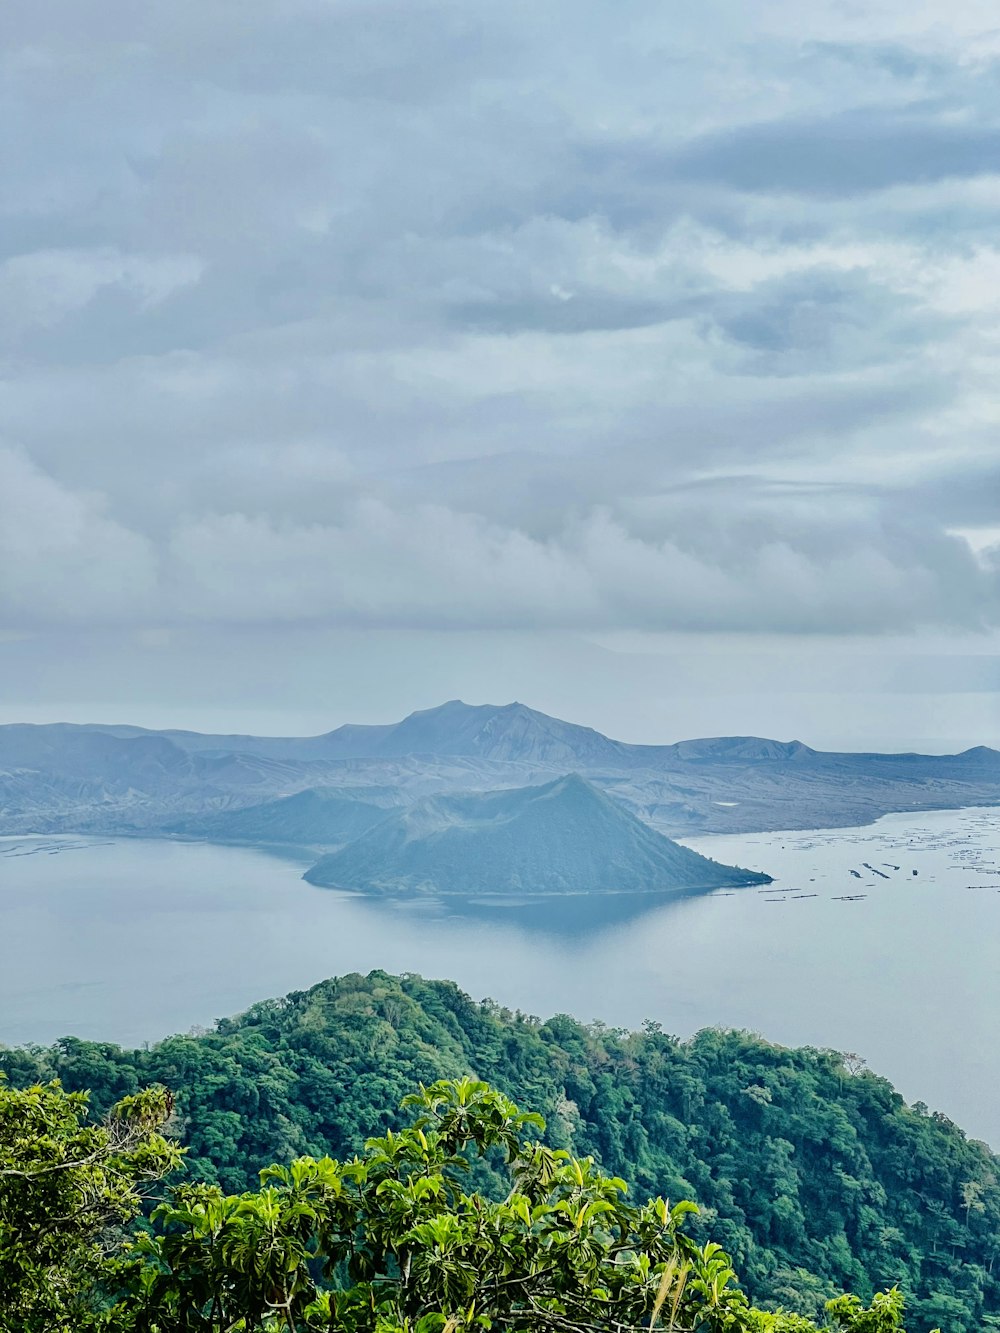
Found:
3,971 -> 997,1331
0,1073 -> 915,1333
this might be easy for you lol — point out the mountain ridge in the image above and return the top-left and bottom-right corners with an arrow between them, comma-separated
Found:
1,700 -> 998,839
165,786 -> 395,849
303,771 -> 772,896
4,700 -> 997,766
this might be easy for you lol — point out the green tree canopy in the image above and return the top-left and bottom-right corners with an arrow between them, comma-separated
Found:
0,1070 -> 935,1333
3,972 -> 989,1330
125,1078 -> 917,1333
0,1075 -> 181,1332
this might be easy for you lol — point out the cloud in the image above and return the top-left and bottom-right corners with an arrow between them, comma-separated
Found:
0,0 -> 998,654
0,451 -> 993,635
0,248 -> 203,346
0,447 -> 156,624
669,108 -> 1000,196
703,265 -> 942,376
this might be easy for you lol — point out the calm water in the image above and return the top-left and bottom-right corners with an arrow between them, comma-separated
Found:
2,807 -> 998,1144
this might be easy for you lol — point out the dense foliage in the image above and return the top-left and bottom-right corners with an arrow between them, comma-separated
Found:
4,971 -> 998,1331
1,1073 -> 915,1333
0,1078 -> 180,1331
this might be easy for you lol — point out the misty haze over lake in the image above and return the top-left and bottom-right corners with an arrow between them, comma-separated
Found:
3,807 -> 998,1145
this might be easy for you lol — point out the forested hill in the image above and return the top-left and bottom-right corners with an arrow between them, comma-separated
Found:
3,971 -> 997,1332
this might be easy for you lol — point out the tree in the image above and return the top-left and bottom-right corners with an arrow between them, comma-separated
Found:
5,971 -> 989,1326
960,1179 -> 987,1226
0,1075 -> 181,1332
126,1078 -> 915,1333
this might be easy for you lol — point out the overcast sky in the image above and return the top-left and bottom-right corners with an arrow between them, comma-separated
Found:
1,0 -> 999,748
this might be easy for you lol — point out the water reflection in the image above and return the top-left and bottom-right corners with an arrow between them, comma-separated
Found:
361,887 -> 707,936
2,807 -> 999,1146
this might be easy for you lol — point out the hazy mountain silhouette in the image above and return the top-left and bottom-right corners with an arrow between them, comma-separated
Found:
166,787 -> 393,848
1,701 -> 998,838
303,773 -> 771,897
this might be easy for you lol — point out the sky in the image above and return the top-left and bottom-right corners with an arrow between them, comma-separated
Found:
1,0 -> 999,749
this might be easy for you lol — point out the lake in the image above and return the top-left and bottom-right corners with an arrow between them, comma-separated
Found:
2,806 -> 998,1144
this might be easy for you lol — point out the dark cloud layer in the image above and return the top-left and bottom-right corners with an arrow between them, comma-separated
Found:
1,0 -> 998,646
670,108 -> 1000,196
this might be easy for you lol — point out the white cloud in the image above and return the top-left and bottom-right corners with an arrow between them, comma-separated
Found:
0,248 -> 203,340
0,0 -> 997,654
0,461 -> 987,635
0,447 -> 156,623
158,494 -> 996,632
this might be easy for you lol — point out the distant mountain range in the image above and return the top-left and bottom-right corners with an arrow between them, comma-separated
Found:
48,700 -> 817,768
303,773 -> 771,897
1,701 -> 998,863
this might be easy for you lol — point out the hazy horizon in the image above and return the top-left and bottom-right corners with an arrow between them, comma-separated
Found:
1,671 -> 997,755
